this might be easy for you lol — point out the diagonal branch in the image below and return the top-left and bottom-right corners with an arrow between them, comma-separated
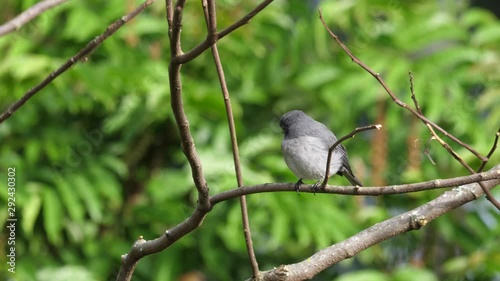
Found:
210,167 -> 500,203
252,165 -> 500,281
322,124 -> 382,186
114,165 -> 500,281
201,0 -> 259,277
317,9 -> 486,163
0,0 -> 69,37
118,1 -> 276,279
408,72 -> 423,115
168,0 -> 210,206
175,0 -> 274,64
318,9 -> 500,210
408,74 -> 500,209
0,0 -> 156,124
478,128 -> 500,172
118,1 -> 209,280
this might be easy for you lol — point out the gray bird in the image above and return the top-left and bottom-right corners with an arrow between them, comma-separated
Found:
280,110 -> 363,192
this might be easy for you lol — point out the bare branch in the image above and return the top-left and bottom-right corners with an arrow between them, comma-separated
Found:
408,71 -> 422,115
167,0 -> 210,205
322,124 -> 382,186
119,1 -> 277,279
116,206 -> 210,281
211,167 -> 500,203
176,0 -> 274,64
317,9 -> 487,163
423,136 -> 437,165
115,166 -> 500,281
0,0 -> 68,37
318,9 -> 500,210
254,165 -> 500,281
202,0 -> 259,277
478,128 -> 500,172
0,0 -> 156,124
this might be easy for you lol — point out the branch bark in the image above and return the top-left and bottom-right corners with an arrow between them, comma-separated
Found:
252,165 -> 500,281
175,0 -> 274,64
0,0 -> 68,37
211,167 -> 500,203
202,0 -> 260,277
0,0 -> 156,124
317,9 -> 486,162
318,9 -> 500,210
323,124 -> 381,186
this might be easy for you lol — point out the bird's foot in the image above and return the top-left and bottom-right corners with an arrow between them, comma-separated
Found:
311,179 -> 325,195
294,179 -> 304,195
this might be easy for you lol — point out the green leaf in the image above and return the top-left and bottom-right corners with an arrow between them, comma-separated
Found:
55,178 -> 85,223
336,270 -> 389,281
37,265 -> 97,281
9,55 -> 53,79
72,174 -> 103,222
42,188 -> 63,245
296,64 -> 341,89
21,183 -> 42,236
472,25 -> 500,45
392,266 -> 438,281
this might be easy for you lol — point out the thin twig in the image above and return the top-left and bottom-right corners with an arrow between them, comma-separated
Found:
117,0 -> 276,279
423,137 -> 437,165
202,0 -> 260,277
176,0 -> 274,64
168,0 -> 210,205
0,0 -> 69,37
419,87 -> 500,208
477,128 -> 500,172
0,0 -> 156,124
252,165 -> 500,281
425,124 -> 470,168
318,9 -> 500,210
210,168 -> 500,204
409,72 -> 422,115
165,0 -> 173,37
317,9 -> 487,163
322,124 -> 382,186
118,1 -> 210,281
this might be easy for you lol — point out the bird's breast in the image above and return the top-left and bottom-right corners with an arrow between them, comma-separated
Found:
282,136 -> 343,180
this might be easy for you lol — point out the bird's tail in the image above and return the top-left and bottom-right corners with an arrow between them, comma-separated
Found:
342,169 -> 363,186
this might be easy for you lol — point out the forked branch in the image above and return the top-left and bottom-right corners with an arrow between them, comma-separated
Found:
0,0 -> 68,37
201,0 -> 259,277
318,9 -> 500,210
322,124 -> 382,186
317,9 -> 486,162
0,0 -> 156,124
252,165 -> 500,281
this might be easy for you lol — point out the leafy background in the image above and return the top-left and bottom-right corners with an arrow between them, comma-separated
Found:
0,0 -> 499,280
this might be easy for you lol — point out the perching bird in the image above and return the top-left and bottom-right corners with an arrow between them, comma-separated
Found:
280,110 -> 362,192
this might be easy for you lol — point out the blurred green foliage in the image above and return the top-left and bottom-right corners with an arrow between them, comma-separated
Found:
0,0 -> 499,280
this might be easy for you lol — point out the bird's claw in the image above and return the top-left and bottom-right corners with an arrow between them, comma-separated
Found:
311,180 -> 324,195
294,179 -> 304,195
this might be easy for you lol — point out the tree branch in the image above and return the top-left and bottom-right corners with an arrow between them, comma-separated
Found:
322,124 -> 382,186
0,0 -> 68,37
317,9 -> 487,163
478,128 -> 500,172
318,9 -> 500,210
175,0 -> 274,64
409,70 -> 500,209
118,1 -> 276,279
167,0 -> 210,208
115,166 -> 500,280
211,167 -> 500,204
252,165 -> 500,281
202,0 -> 259,277
0,0 -> 156,124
